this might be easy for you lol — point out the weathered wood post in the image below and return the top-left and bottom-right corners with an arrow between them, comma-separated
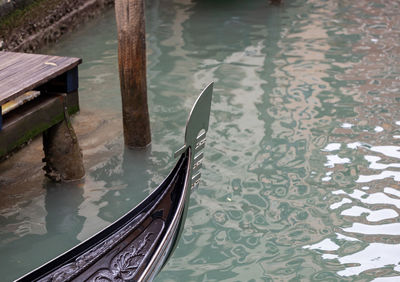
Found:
42,118 -> 85,182
115,0 -> 151,148
42,96 -> 85,182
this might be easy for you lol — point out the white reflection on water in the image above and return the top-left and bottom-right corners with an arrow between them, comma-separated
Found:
357,171 -> 400,183
341,206 -> 398,222
347,142 -> 400,159
324,154 -> 351,168
385,187 -> 400,198
336,243 -> 400,277
322,171 -> 333,182
303,238 -> 339,251
336,232 -> 359,242
365,155 -> 400,170
341,123 -> 353,129
305,232 -> 400,277
368,146 -> 400,160
311,117 -> 400,277
323,138 -> 400,277
333,189 -> 400,209
373,276 -> 400,281
343,223 -> 400,235
322,143 -> 341,152
329,198 -> 352,210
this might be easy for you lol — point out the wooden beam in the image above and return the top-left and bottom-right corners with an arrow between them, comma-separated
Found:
0,92 -> 79,158
115,0 -> 151,148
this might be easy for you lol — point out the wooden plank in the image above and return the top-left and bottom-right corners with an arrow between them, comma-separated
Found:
0,56 -> 79,91
0,54 -> 73,90
1,91 -> 41,115
0,52 -> 82,105
0,92 -> 79,157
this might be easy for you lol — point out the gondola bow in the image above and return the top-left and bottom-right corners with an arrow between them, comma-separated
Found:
16,82 -> 214,282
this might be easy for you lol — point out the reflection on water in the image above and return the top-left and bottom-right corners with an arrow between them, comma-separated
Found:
0,0 -> 400,280
0,194 -> 47,243
311,0 -> 400,279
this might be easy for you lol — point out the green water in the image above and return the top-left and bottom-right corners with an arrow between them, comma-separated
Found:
1,0 -> 400,280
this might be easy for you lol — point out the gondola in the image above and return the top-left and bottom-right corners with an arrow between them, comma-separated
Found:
16,82 -> 214,282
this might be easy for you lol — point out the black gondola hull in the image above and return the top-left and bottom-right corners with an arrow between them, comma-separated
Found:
16,82 -> 214,282
17,151 -> 191,282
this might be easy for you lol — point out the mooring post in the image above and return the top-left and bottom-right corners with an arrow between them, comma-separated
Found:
42,119 -> 85,182
115,0 -> 151,148
42,95 -> 85,182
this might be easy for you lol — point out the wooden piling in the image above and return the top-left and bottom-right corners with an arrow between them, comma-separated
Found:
115,0 -> 151,148
42,118 -> 85,182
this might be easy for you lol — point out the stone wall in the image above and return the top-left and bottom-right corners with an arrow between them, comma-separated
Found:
0,0 -> 114,52
0,0 -> 34,18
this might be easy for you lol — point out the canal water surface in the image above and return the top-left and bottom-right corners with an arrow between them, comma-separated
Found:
1,0 -> 400,281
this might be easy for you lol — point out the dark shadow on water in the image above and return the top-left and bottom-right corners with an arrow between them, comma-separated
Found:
0,179 -> 85,281
44,180 -> 85,236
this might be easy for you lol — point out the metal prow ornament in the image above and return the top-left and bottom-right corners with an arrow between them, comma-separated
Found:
174,82 -> 214,189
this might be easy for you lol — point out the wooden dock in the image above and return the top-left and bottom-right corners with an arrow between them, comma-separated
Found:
0,51 -> 82,158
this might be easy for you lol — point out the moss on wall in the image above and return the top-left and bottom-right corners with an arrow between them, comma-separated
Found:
0,0 -> 59,31
0,0 -> 114,52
